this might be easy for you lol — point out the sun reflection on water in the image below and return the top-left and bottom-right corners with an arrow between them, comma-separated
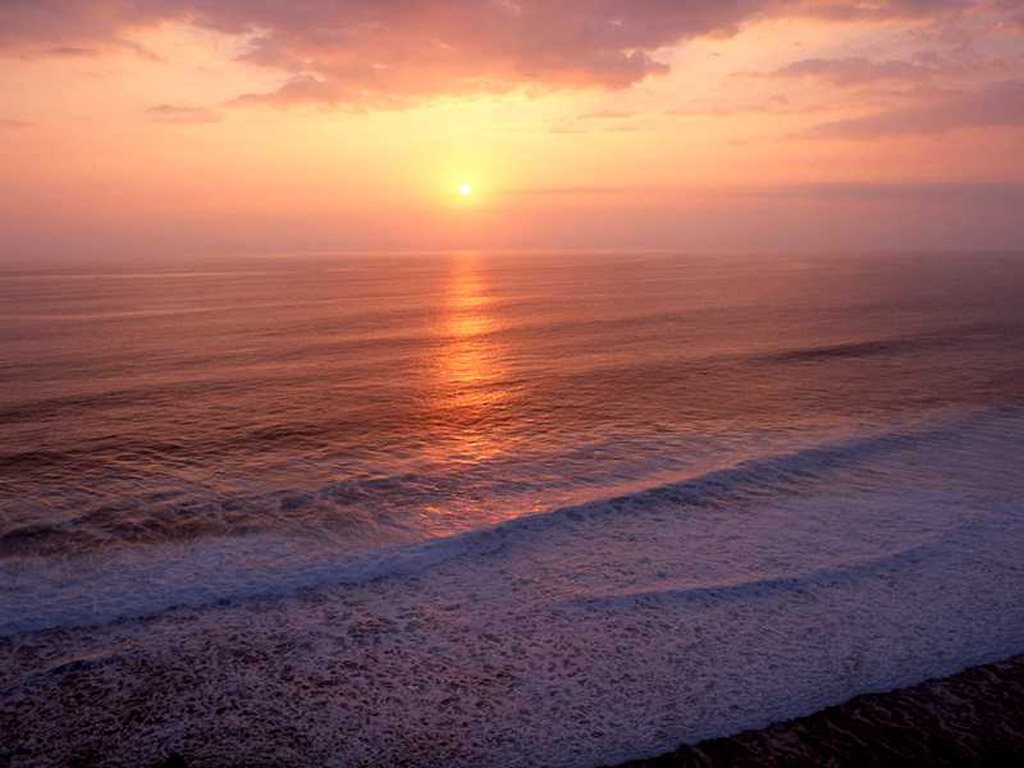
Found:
433,252 -> 511,465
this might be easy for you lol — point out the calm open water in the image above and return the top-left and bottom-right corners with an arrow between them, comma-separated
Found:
3,251 -> 1022,566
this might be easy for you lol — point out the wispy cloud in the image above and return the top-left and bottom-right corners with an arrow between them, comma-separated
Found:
807,79 -> 1024,138
667,94 -> 823,117
578,110 -> 639,121
737,181 -> 1024,202
42,45 -> 100,58
501,185 -> 631,197
146,104 -> 222,124
756,57 -> 933,87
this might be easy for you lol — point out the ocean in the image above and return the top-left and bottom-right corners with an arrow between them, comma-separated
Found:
2,250 -> 1024,766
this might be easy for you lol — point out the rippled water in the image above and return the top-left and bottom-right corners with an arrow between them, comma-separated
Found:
4,251 -> 1024,766
1,250 -> 1023,633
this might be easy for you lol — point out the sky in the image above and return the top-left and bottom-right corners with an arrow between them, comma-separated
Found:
1,0 -> 1023,261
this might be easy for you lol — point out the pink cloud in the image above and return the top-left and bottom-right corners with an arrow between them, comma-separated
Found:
0,1 -> 996,106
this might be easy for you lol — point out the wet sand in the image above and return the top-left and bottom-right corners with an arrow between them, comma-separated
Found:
611,654 -> 1024,768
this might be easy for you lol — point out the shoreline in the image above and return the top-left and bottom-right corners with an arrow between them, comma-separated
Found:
5,648 -> 1024,767
4,416 -> 1024,768
3,487 -> 1024,766
609,653 -> 1024,767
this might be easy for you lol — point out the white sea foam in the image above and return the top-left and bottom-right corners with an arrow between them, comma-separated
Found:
2,406 -> 1021,638
3,408 -> 1024,766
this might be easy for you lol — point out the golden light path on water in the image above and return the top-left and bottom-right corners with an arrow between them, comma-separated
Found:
424,252 -> 516,529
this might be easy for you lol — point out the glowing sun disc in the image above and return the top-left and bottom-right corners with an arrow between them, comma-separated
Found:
459,183 -> 473,196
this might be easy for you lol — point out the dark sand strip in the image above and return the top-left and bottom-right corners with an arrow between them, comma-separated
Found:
610,654 -> 1024,768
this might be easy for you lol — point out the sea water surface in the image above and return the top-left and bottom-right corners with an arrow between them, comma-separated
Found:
2,251 -> 1024,765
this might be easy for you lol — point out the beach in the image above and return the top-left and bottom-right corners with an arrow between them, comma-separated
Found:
612,654 -> 1024,767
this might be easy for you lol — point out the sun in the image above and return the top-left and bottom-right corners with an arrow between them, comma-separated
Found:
458,183 -> 473,197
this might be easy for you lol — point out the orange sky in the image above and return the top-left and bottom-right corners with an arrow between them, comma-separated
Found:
1,1 -> 1023,262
